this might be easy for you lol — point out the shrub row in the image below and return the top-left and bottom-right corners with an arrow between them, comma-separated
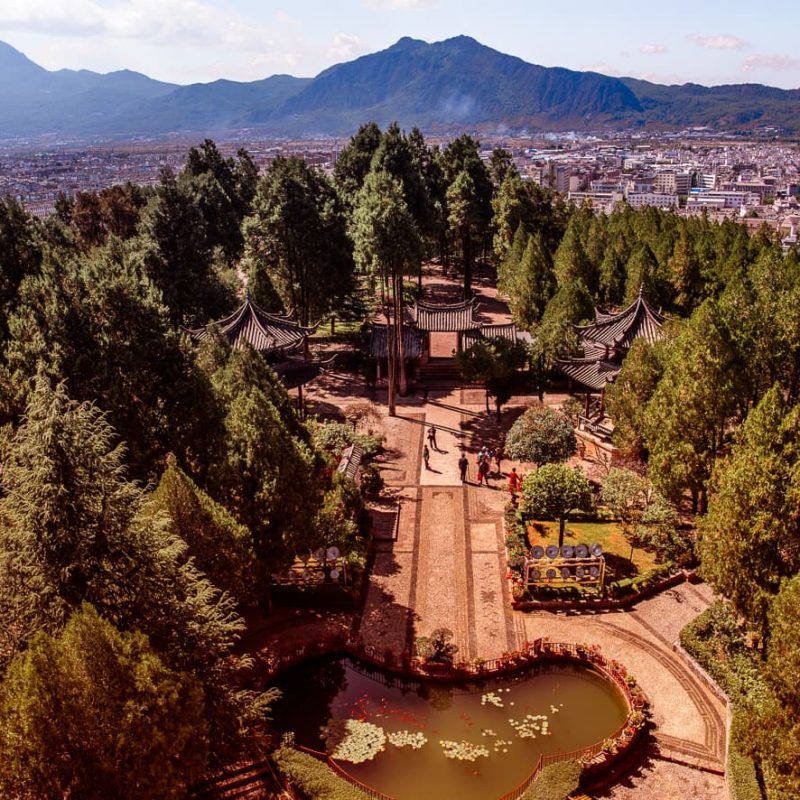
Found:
680,606 -> 765,800
605,563 -> 674,599
727,726 -> 762,800
272,584 -> 357,611
272,745 -> 373,800
520,760 -> 582,800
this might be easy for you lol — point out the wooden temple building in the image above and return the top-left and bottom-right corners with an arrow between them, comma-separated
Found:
557,287 -> 665,436
368,298 -> 529,380
184,291 -> 333,410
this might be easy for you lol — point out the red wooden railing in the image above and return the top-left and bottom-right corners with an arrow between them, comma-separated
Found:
295,744 -> 395,800
257,637 -> 644,800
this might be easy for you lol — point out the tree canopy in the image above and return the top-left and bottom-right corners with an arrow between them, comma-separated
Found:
505,405 -> 576,466
521,464 -> 593,548
0,604 -> 207,800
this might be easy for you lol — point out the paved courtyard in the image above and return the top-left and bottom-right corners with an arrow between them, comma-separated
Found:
295,272 -> 730,799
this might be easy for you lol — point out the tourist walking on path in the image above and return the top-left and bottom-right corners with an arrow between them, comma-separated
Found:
423,444 -> 431,470
477,457 -> 490,486
493,447 -> 503,475
458,453 -> 469,482
427,426 -> 439,452
507,467 -> 521,497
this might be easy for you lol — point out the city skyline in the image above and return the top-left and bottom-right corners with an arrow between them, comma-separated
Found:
0,0 -> 798,89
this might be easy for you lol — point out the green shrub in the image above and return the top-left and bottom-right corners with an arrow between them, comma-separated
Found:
309,421 -> 383,465
530,585 -> 584,601
521,760 -> 582,800
273,745 -> 373,800
680,605 -> 768,800
727,741 -> 763,800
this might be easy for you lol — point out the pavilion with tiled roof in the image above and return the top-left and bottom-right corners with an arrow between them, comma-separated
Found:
184,291 -> 326,415
462,322 -> 533,350
557,287 -> 666,415
573,285 -> 666,355
409,298 -> 479,334
184,290 -> 318,355
368,324 -> 427,361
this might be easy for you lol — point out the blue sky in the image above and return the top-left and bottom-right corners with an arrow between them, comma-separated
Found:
1,0 -> 798,88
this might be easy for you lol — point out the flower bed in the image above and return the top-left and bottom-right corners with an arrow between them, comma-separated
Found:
504,504 -> 687,610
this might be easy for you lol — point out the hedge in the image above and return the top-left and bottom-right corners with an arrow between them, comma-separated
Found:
271,583 -> 357,611
272,745 -> 373,800
680,606 -> 765,800
727,736 -> 762,800
520,760 -> 582,800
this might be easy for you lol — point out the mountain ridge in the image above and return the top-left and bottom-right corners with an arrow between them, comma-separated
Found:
0,35 -> 798,139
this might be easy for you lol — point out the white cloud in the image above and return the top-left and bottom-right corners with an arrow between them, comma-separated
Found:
0,0 -> 277,51
581,63 -> 620,76
688,33 -> 748,50
742,54 -> 800,73
639,44 -> 667,55
364,0 -> 438,9
327,33 -> 369,62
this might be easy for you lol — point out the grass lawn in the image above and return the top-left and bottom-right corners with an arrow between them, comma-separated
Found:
527,520 -> 659,581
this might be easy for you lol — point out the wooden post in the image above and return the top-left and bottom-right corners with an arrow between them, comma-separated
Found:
584,392 -> 591,417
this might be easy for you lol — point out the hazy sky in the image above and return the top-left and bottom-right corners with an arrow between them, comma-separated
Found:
1,0 -> 798,89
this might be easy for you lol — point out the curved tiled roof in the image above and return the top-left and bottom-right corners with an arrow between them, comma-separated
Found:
184,292 -> 318,353
369,324 -> 426,360
556,356 -> 621,391
575,287 -> 665,350
410,299 -> 478,332
462,323 -> 533,350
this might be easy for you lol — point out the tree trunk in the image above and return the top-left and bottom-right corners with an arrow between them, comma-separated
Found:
386,274 -> 397,416
396,272 -> 408,396
558,517 -> 566,549
485,389 -> 490,415
463,230 -> 472,299
496,398 -> 502,422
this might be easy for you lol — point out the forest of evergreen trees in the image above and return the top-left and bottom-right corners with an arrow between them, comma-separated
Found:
0,126 -> 798,798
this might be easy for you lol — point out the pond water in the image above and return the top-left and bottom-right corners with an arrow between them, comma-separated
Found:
271,655 -> 627,800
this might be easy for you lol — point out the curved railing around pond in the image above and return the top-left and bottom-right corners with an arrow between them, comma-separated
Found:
264,637 -> 647,800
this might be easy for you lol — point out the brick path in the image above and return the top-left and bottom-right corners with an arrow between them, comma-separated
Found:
353,387 -> 728,800
305,270 -> 729,799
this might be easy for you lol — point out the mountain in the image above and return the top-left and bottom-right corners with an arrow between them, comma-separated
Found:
252,36 -> 642,135
0,41 -> 177,137
0,36 -> 798,139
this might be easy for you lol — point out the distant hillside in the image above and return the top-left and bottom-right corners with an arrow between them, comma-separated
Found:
255,36 -> 642,135
0,41 -> 177,137
0,36 -> 799,139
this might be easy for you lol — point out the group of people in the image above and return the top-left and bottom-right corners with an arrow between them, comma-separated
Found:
475,445 -> 501,485
424,428 -> 523,495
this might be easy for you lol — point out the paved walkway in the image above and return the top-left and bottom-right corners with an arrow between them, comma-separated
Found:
305,269 -> 728,800
353,387 -> 727,800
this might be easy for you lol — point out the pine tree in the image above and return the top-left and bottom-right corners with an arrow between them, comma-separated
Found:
0,604 -> 207,800
0,379 -> 267,762
149,458 -> 261,606
698,387 -> 800,634
509,232 -> 555,329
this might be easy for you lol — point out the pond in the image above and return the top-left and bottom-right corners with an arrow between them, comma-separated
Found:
271,654 -> 628,800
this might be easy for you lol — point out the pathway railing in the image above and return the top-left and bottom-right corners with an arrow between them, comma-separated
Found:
295,744 -> 395,800
259,637 -> 646,800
